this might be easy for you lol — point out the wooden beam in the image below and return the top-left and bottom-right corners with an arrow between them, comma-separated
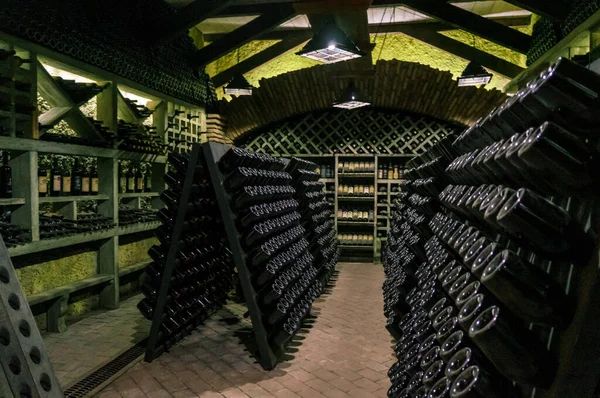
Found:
502,0 -> 567,21
202,15 -> 531,42
212,36 -> 310,87
398,0 -> 531,53
397,25 -> 525,78
150,0 -> 235,43
192,4 -> 297,68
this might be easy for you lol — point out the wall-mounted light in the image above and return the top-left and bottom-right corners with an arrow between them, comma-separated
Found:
333,82 -> 370,109
297,23 -> 364,64
223,74 -> 253,96
458,61 -> 493,87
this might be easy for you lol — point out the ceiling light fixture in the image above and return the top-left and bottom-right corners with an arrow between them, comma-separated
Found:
333,82 -> 371,110
223,74 -> 253,96
223,49 -> 254,96
458,61 -> 493,87
297,23 -> 365,64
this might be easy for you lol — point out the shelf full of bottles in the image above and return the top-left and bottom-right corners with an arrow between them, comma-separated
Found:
383,57 -> 600,398
0,36 -> 208,319
326,155 -> 410,262
203,143 -> 337,370
141,145 -> 234,361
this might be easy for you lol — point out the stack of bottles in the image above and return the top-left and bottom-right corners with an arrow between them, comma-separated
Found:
123,97 -> 153,119
118,206 -> 158,225
53,77 -> 108,105
338,184 -> 375,197
338,160 -> 375,173
39,213 -> 114,239
118,162 -> 153,194
138,150 -> 234,353
0,212 -> 30,248
383,57 -> 597,398
285,157 -> 339,287
38,157 -> 99,197
0,49 -> 35,119
219,148 -> 324,348
117,121 -> 165,155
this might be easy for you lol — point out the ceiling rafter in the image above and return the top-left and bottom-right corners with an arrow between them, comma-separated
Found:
502,0 -> 567,20
192,3 -> 297,68
212,35 -> 311,87
201,14 -> 531,42
151,0 -> 235,43
396,25 -> 524,78
397,0 -> 531,53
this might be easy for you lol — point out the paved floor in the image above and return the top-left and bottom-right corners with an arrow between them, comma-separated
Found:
95,263 -> 395,398
43,295 -> 151,388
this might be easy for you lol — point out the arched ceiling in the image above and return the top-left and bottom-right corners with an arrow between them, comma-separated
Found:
219,59 -> 507,139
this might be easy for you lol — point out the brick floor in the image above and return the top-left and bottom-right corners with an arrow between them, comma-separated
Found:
95,263 -> 393,398
43,295 -> 150,388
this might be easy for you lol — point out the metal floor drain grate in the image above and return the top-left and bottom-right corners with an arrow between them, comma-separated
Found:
63,339 -> 147,397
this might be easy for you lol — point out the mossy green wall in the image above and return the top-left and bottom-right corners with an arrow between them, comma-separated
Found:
203,21 -> 535,96
13,236 -> 155,329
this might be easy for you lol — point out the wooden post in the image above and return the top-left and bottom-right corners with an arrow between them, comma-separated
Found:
11,150 -> 39,241
96,80 -> 118,132
97,156 -> 119,309
47,295 -> 68,333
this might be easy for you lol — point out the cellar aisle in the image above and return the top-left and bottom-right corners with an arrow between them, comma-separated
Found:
96,263 -> 395,398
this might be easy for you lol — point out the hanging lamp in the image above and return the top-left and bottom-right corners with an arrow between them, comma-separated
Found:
458,61 -> 493,87
224,49 -> 254,96
297,22 -> 365,64
333,82 -> 370,109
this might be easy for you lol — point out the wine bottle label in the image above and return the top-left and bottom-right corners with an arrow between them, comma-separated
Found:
120,177 -> 126,192
74,177 -> 82,192
128,179 -> 135,191
53,176 -> 61,191
92,178 -> 99,192
145,177 -> 151,190
82,177 -> 90,193
39,176 -> 47,193
63,177 -> 71,193
137,177 -> 143,190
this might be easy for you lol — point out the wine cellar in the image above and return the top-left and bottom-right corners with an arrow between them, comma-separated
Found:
2,0 -> 600,397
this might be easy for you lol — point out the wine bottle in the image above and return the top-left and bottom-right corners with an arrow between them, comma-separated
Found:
135,164 -> 144,193
0,151 -> 11,198
38,159 -> 48,197
119,163 -> 127,194
50,157 -> 62,197
126,166 -> 135,193
81,166 -> 90,195
90,166 -> 99,195
71,158 -> 83,196
144,166 -> 152,192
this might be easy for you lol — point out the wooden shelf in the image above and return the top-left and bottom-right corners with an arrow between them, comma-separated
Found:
337,221 -> 373,226
117,221 -> 160,236
0,198 -> 26,205
319,178 -> 335,183
505,9 -> 600,93
8,228 -> 117,257
0,110 -> 12,119
377,203 -> 390,207
27,274 -> 114,307
338,173 -> 375,178
119,192 -> 160,199
338,196 -> 375,201
340,245 -> 374,249
377,179 -> 405,183
8,221 -> 159,257
39,194 -> 109,203
0,135 -> 167,163
119,260 -> 151,277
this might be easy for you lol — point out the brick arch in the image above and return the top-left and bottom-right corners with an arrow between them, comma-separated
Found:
219,59 -> 508,140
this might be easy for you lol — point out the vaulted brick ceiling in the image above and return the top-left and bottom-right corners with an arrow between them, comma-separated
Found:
219,59 -> 507,139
